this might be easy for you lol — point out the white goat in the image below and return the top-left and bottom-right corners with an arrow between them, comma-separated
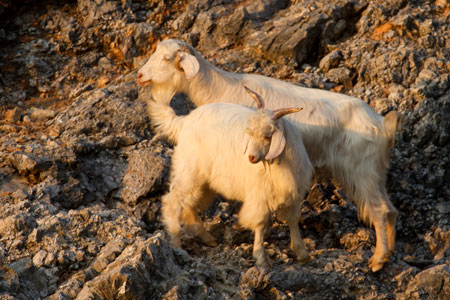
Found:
148,87 -> 313,267
137,39 -> 402,272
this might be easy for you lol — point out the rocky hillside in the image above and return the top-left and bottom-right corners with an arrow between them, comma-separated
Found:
0,0 -> 449,299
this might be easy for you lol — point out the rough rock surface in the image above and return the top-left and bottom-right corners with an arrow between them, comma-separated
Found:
0,0 -> 449,299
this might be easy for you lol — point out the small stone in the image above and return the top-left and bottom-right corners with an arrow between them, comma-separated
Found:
12,189 -> 29,202
98,76 -> 110,88
172,11 -> 195,32
326,67 -> 352,84
44,252 -> 57,266
324,262 -> 333,272
98,56 -> 112,68
8,152 -> 38,176
27,228 -> 43,244
48,126 -> 61,137
319,50 -> 343,72
30,107 -> 56,122
33,250 -> 48,268
5,107 -> 21,122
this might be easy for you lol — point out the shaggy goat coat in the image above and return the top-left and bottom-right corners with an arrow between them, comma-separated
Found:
138,39 -> 401,272
148,100 -> 313,266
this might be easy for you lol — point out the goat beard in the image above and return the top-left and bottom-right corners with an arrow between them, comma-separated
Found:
151,86 -> 176,105
262,160 -> 273,172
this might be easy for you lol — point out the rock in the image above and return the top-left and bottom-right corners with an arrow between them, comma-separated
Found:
319,50 -> 343,72
214,6 -> 247,48
172,11 -> 196,33
248,1 -> 358,64
252,12 -> 329,64
32,250 -> 48,268
120,35 -> 138,63
27,227 -> 43,245
404,265 -> 450,299
326,67 -> 352,84
97,76 -> 110,88
77,0 -> 123,28
129,23 -> 155,54
98,56 -> 112,69
121,143 -> 169,206
0,0 -> 450,299
30,107 -> 56,122
245,0 -> 288,21
240,267 -> 272,290
7,152 -> 49,182
270,266 -> 316,292
5,107 -> 21,123
61,234 -> 185,300
192,11 -> 215,50
25,55 -> 53,78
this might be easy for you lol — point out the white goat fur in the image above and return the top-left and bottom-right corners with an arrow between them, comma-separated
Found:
147,97 -> 313,267
138,39 -> 401,272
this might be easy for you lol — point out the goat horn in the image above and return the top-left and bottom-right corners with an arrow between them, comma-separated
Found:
174,53 -> 183,70
174,44 -> 195,70
273,107 -> 303,120
178,43 -> 195,55
244,86 -> 264,110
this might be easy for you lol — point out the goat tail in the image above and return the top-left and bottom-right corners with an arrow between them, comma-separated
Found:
383,111 -> 402,148
146,100 -> 184,144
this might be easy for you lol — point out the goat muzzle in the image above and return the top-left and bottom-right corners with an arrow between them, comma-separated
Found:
248,155 -> 259,164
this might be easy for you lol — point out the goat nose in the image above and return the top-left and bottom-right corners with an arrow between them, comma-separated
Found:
137,72 -> 143,79
248,155 -> 256,163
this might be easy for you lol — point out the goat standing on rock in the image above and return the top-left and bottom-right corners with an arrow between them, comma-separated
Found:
137,39 -> 402,272
148,87 -> 313,267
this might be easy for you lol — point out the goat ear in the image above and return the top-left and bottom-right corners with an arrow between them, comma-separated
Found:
177,52 -> 199,80
265,128 -> 286,160
243,132 -> 250,154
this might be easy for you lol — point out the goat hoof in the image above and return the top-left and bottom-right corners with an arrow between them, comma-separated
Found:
203,237 -> 217,247
170,236 -> 182,248
254,253 -> 272,269
198,232 -> 217,247
256,257 -> 272,269
369,256 -> 386,272
297,253 -> 311,264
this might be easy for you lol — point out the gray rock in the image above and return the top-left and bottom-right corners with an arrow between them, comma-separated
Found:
245,0 -> 288,21
7,152 -> 50,183
326,66 -> 352,84
319,50 -> 343,72
214,6 -> 247,48
254,12 -> 329,64
405,264 -> 450,299
130,22 -> 155,54
65,234 -> 184,300
172,11 -> 196,33
121,142 -> 169,206
0,264 -> 19,293
30,107 -> 56,122
0,0 -> 450,299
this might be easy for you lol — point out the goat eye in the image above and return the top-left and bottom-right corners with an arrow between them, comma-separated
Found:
264,136 -> 271,141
